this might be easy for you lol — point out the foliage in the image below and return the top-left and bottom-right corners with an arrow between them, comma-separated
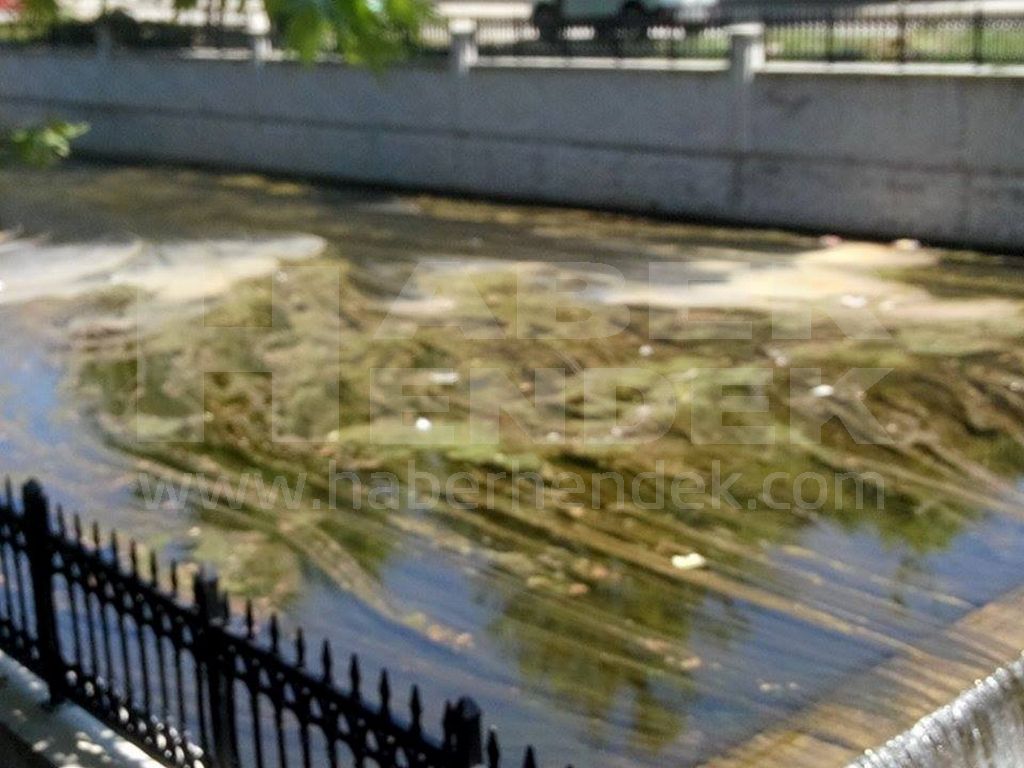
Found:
18,0 -> 58,22
1,120 -> 89,166
173,0 -> 433,64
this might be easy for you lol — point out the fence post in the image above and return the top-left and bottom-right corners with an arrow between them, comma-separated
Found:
826,9 -> 836,63
972,10 -> 984,64
248,13 -> 272,68
728,23 -> 765,84
452,697 -> 483,768
449,19 -> 478,75
896,2 -> 907,63
22,479 -> 65,706
194,571 -> 241,768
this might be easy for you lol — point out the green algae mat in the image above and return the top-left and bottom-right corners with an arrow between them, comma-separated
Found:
2,163 -> 1024,768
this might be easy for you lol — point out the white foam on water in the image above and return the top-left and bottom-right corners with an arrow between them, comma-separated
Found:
850,656 -> 1024,768
0,234 -> 327,306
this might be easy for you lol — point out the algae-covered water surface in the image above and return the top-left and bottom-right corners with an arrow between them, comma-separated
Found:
2,163 -> 1024,768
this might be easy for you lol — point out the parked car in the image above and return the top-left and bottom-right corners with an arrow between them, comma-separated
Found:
532,0 -> 717,38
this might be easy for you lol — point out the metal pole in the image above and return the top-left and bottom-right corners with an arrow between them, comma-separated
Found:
22,479 -> 65,706
194,571 -> 241,768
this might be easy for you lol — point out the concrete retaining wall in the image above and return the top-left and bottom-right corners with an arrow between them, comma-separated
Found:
1,46 -> 1023,249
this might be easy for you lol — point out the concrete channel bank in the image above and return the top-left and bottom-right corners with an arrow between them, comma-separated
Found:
2,28 -> 1024,249
0,650 -> 158,768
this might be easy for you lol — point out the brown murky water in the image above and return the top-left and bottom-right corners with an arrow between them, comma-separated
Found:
2,162 -> 1024,768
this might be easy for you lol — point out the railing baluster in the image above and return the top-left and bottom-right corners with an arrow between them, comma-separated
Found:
0,537 -> 16,631
99,590 -> 117,700
248,664 -> 266,768
105,530 -> 137,709
83,571 -> 102,685
172,620 -> 188,741
155,612 -> 171,727
135,594 -> 153,718
11,529 -> 30,649
274,697 -> 289,768
295,630 -> 312,768
147,551 -> 172,729
65,570 -> 86,682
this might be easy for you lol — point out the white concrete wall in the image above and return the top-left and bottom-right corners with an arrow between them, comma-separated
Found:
1,48 -> 1022,249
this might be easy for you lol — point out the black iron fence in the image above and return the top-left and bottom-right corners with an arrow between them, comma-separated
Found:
410,7 -> 1024,64
2,4 -> 1024,63
0,477 -> 551,768
757,5 -> 1024,64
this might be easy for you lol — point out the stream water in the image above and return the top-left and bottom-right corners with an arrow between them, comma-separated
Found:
2,162 -> 1024,768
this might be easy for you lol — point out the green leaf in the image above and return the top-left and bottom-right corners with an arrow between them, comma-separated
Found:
3,121 -> 89,167
20,0 -> 58,22
267,0 -> 431,64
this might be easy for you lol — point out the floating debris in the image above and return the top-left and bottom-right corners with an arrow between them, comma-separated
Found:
414,417 -> 433,432
840,294 -> 868,309
639,344 -> 654,358
811,384 -> 835,398
429,370 -> 461,386
671,553 -> 707,571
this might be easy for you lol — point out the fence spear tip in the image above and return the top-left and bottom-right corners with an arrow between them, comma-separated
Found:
269,614 -> 281,651
410,684 -> 423,727
349,653 -> 361,696
321,640 -> 333,681
379,668 -> 391,713
245,599 -> 256,638
487,727 -> 500,767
